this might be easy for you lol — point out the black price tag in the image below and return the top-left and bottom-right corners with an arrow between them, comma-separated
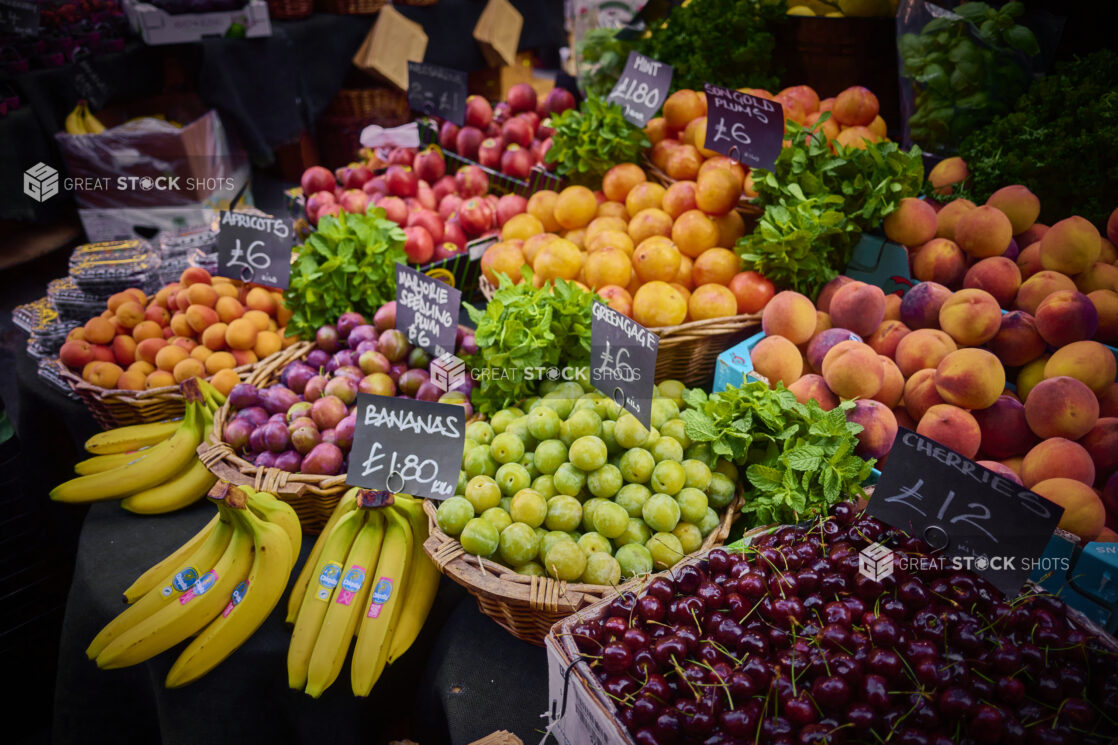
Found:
395,263 -> 461,357
0,0 -> 39,36
407,61 -> 468,126
607,51 -> 672,127
346,393 -> 465,501
590,301 -> 658,428
73,59 -> 111,112
866,427 -> 1064,597
703,83 -> 784,172
216,211 -> 293,290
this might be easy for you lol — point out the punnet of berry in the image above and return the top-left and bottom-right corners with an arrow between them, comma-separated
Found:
563,502 -> 1118,745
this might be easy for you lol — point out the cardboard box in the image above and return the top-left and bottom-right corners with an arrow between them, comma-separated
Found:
125,0 -> 271,45
352,5 -> 428,91
544,634 -> 635,745
473,0 -> 523,68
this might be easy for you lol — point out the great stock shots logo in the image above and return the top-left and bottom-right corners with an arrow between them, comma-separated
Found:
858,542 -> 895,582
23,163 -> 59,202
430,353 -> 466,393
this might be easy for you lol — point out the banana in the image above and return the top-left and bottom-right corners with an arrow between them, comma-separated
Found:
87,509 -> 234,660
351,507 -> 411,696
385,496 -> 440,665
95,506 -> 254,669
164,505 -> 294,688
287,508 -> 364,690
52,401 -> 204,504
304,509 -> 384,698
82,102 -> 106,134
74,448 -> 152,476
285,488 -> 360,625
120,458 -> 217,515
121,513 -> 221,604
241,488 -> 302,560
84,419 -> 181,455
64,103 -> 87,135
196,378 -> 227,409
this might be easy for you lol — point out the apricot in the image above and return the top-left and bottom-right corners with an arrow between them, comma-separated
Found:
251,331 -> 280,360
208,368 -> 239,397
671,210 -> 720,259
1015,270 -> 1077,315
87,361 -> 124,389
834,127 -> 879,150
828,281 -> 886,337
171,357 -> 204,383
938,288 -> 1002,346
179,267 -> 212,286
1076,262 -> 1118,294
624,182 -> 666,217
1100,237 -> 1118,264
833,86 -> 879,127
788,374 -> 838,411
911,238 -> 967,286
185,304 -> 220,334
113,301 -> 145,330
1040,216 -> 1101,275
750,335 -> 804,387
1088,289 -> 1118,344
1031,478 -> 1106,541
664,144 -> 702,182
927,157 -> 969,197
632,281 -> 688,327
822,340 -> 883,400
481,240 -> 527,286
689,284 -> 738,321
632,236 -> 681,284
586,216 -> 628,242
762,291 -> 818,345
1025,376 -> 1099,440
962,257 -> 1021,308
84,317 -> 116,345
1035,291 -> 1099,347
895,328 -> 957,378
977,461 -> 1022,485
155,345 -> 189,372
135,338 -> 167,366
934,348 -> 1004,410
1044,340 -> 1116,395
144,304 -> 170,327
1081,417 -> 1118,481
185,283 -> 219,309
694,168 -> 741,216
986,185 -> 1040,235
225,318 -> 259,351
231,350 -> 258,367
934,199 -> 976,240
214,282 -> 239,299
973,395 -> 1035,460
663,89 -> 705,130
898,281 -> 951,330
628,208 -> 674,245
987,311 -> 1045,368
131,320 -> 163,343
106,291 -> 133,313
204,351 -> 237,374
115,370 -> 147,391
526,190 -> 562,232
873,356 -> 905,408
866,320 -> 910,358
190,345 -> 212,362
806,328 -> 862,372
847,399 -> 898,460
601,163 -> 646,203
1016,355 -> 1050,402
917,404 -> 981,458
111,336 -> 137,367
145,370 -> 176,389
211,297 -> 244,328
244,287 -> 276,315
954,205 -> 1012,259
884,198 -> 937,247
169,312 -> 192,338
501,213 -> 545,242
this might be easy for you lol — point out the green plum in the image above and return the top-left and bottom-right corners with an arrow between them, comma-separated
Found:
619,448 -> 655,483
465,420 -> 494,444
490,432 -> 525,464
510,489 -> 548,528
553,463 -> 587,497
587,464 -> 623,499
613,413 -> 649,449
435,496 -> 474,536
650,436 -> 684,463
527,406 -> 561,441
560,409 -> 602,445
569,436 -> 608,471
481,507 -> 512,534
698,507 -> 721,536
463,446 -> 497,479
647,532 -> 684,569
615,483 -> 652,518
707,472 -> 736,509
642,493 -> 681,533
533,439 -> 568,476
592,500 -> 629,539
543,541 -> 586,581
532,475 -> 557,499
615,543 -> 653,578
672,522 -> 703,554
490,408 -> 523,434
545,495 -> 583,531
659,418 -> 691,449
676,487 -> 708,524
464,475 -> 501,513
651,460 -> 686,495
577,532 -> 612,556
499,522 -> 539,565
460,518 -> 499,556
681,459 -> 712,491
650,398 -> 680,429
581,552 -> 621,585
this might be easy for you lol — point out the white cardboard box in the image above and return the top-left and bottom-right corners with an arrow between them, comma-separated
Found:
544,634 -> 636,745
125,0 -> 271,45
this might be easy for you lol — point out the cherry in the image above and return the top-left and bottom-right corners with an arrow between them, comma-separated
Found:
631,649 -> 656,678
714,617 -> 744,648
840,596 -> 866,620
603,674 -> 638,699
830,653 -> 863,686
937,685 -> 975,719
784,694 -> 817,726
736,573 -> 766,599
898,578 -> 930,608
821,601 -> 852,627
741,657 -> 772,688
769,573 -> 800,598
818,623 -> 851,651
760,716 -> 792,739
869,616 -> 900,647
819,573 -> 849,596
632,727 -> 659,745
831,501 -> 856,525
637,594 -> 666,623
569,620 -> 602,652
846,702 -> 876,731
969,704 -> 1006,744
880,597 -> 907,620
995,675 -> 1025,705
609,591 -> 637,619
696,580 -> 725,610
707,549 -> 730,575
861,673 -> 890,710
725,592 -> 748,622
675,626 -> 700,653
897,729 -> 931,745
867,647 -> 903,680
641,673 -> 671,703
631,694 -> 660,726
675,565 -> 704,595
904,638 -> 938,660
739,631 -> 768,658
623,627 -> 651,651
811,675 -> 852,710
719,708 -> 755,738
646,577 -> 674,604
652,709 -> 681,741
651,636 -> 687,667
682,710 -> 715,736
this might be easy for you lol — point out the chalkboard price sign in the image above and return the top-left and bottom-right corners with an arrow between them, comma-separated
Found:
407,61 -> 468,126
346,393 -> 466,501
0,0 -> 38,36
607,51 -> 673,127
395,263 -> 461,357
590,302 -> 658,428
702,83 -> 784,172
216,211 -> 293,290
866,428 -> 1064,596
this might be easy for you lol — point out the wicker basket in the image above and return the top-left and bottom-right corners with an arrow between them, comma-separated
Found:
326,87 -> 410,121
196,340 -> 352,533
56,359 -> 260,430
266,0 -> 314,19
422,488 -> 745,646
316,0 -> 384,14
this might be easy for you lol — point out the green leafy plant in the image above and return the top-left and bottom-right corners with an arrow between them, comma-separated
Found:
955,49 -> 1118,229
576,27 -> 633,100
465,270 -> 597,417
284,207 -> 407,339
545,95 -> 649,186
682,382 -> 873,527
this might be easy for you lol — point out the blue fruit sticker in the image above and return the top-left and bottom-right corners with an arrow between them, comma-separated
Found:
316,561 -> 343,601
367,577 -> 393,619
335,565 -> 366,606
222,580 -> 249,617
172,566 -> 199,592
192,570 -> 218,596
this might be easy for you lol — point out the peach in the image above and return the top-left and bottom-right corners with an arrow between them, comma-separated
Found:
822,340 -> 883,399
1031,478 -> 1106,541
917,404 -> 982,458
1021,438 -> 1096,488
1081,418 -> 1118,481
527,190 -> 562,232
689,284 -> 738,321
938,289 -> 1002,346
867,320 -> 910,358
847,399 -> 898,459
806,328 -> 862,372
883,293 -> 902,322
1100,238 -> 1118,264
661,181 -> 698,220
186,283 -> 219,308
762,291 -> 818,345
986,185 -> 1040,235
963,257 -> 1021,308
899,281 -> 952,330
789,374 -> 839,410
750,335 -> 804,387
204,351 -> 237,374
973,395 -> 1035,459
815,276 -> 855,313
873,356 -> 905,408
954,205 -> 1012,259
1099,382 -> 1118,418
1076,262 -> 1118,294
812,311 -> 832,338
977,461 -> 1022,485
624,182 -> 666,217
911,238 -> 966,286
671,210 -> 720,259
934,199 -> 975,240
185,304 -> 220,334
1016,242 -> 1042,280
927,157 -> 968,197
628,208 -> 674,245
828,281 -> 886,337
179,267 -> 212,286
934,348 -> 1005,410
1015,270 -> 1077,315
111,336 -> 137,367
1039,216 -> 1101,275
1088,289 -> 1118,344
1016,222 -> 1049,248
225,318 -> 258,351
1025,376 -> 1099,440
601,163 -> 646,203
883,198 -> 937,247
987,311 -> 1045,368
1035,291 -> 1099,347
1044,340 -> 1116,395
895,328 -> 957,379
154,345 -> 189,372
83,317 -> 115,345
894,407 -> 917,431
1016,355 -> 1050,402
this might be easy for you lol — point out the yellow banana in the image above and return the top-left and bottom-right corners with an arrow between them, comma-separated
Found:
287,508 -> 364,690
385,496 -> 440,665
74,448 -> 152,476
165,506 -> 294,688
82,102 -> 106,134
52,402 -> 203,503
241,488 -> 302,560
96,506 -> 254,669
84,419 -> 181,455
64,103 -> 87,135
285,488 -> 360,625
305,509 -> 384,698
351,507 -> 411,696
120,458 -> 217,514
88,509 -> 234,660
121,512 -> 221,603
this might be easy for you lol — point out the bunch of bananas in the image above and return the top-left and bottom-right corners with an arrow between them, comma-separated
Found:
87,484 -> 301,687
51,379 -> 223,514
287,489 -> 439,697
63,100 -> 107,135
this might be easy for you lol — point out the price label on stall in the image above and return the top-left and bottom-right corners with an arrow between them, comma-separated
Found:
590,301 -> 658,428
216,211 -> 293,289
607,51 -> 673,127
346,393 -> 465,500
865,427 -> 1064,597
395,263 -> 461,357
74,58 -> 110,112
407,61 -> 468,126
0,0 -> 39,36
702,83 -> 784,172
